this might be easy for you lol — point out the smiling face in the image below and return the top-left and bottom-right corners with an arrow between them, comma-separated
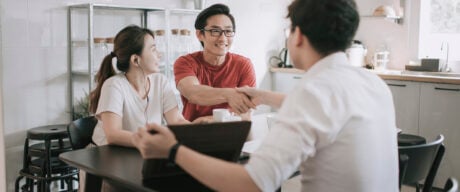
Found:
197,14 -> 234,57
138,34 -> 160,73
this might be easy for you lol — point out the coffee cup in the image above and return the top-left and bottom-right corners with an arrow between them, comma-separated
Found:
213,109 -> 231,122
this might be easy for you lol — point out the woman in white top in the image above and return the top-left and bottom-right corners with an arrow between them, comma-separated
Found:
90,25 -> 189,147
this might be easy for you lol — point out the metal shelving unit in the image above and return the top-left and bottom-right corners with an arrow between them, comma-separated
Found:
67,3 -> 203,120
67,3 -> 166,119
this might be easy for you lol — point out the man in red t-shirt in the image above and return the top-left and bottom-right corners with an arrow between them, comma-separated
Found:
174,4 -> 256,121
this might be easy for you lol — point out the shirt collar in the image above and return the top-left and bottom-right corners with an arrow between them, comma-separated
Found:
305,52 -> 349,75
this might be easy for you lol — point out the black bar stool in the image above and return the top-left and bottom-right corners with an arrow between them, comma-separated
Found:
15,124 -> 77,192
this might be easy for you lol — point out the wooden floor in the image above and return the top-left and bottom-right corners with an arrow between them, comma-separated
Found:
280,177 -> 444,192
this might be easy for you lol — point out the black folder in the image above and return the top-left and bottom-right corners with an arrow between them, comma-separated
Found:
142,121 -> 251,179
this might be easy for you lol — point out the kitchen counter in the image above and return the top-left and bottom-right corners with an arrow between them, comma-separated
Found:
370,70 -> 460,85
270,67 -> 460,85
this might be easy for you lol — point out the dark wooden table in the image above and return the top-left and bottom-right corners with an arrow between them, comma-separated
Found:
59,145 -> 212,192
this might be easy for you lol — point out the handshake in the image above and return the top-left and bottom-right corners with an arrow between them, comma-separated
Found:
224,86 -> 268,115
192,87 -> 279,124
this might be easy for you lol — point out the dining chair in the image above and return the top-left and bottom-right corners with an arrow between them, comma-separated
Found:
399,154 -> 409,189
399,134 -> 445,192
444,177 -> 458,192
67,116 -> 98,150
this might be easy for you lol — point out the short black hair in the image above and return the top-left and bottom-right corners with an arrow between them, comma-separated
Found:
287,0 -> 360,56
195,4 -> 235,30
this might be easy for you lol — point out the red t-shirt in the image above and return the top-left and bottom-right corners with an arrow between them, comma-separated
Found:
174,52 -> 256,121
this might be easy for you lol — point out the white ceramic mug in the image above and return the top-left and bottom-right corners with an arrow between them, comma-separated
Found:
213,109 -> 231,122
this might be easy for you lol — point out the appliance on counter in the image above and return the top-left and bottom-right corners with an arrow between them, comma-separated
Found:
405,59 -> 440,72
346,40 -> 367,67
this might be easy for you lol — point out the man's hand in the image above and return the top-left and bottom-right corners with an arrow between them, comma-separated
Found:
236,86 -> 265,106
132,123 -> 177,159
225,88 -> 256,114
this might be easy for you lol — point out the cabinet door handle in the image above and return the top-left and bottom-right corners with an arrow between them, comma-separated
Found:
387,83 -> 407,87
293,76 -> 302,79
434,87 -> 460,92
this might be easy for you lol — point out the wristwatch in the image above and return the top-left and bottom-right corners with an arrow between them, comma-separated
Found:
168,142 -> 181,164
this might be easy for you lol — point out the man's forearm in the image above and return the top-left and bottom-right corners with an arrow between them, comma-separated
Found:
181,85 -> 233,106
176,146 -> 261,192
263,91 -> 286,109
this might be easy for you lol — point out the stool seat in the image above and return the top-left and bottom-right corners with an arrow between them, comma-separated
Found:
15,124 -> 76,192
27,124 -> 68,140
398,134 -> 427,146
29,140 -> 72,157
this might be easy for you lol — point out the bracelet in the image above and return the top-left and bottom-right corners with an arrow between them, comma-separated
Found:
168,142 -> 181,164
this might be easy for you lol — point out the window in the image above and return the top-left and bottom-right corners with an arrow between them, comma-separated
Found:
418,0 -> 460,61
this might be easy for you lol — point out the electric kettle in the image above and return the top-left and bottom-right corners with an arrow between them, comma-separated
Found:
346,40 -> 367,67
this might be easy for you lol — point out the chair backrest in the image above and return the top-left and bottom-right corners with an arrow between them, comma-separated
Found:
444,177 -> 459,192
399,134 -> 444,192
67,116 -> 98,150
399,154 -> 409,189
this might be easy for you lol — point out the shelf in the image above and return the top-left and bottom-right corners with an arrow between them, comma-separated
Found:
68,3 -> 165,12
169,9 -> 202,14
361,15 -> 403,24
71,40 -> 87,47
72,70 -> 96,76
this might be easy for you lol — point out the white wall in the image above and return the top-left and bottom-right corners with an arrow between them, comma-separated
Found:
354,0 -> 410,70
0,1 -> 6,189
0,0 -> 288,190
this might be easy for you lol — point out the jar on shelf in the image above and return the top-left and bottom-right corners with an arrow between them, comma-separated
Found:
105,37 -> 120,73
170,29 -> 180,64
106,37 -> 114,52
93,37 -> 108,74
154,30 -> 167,67
179,29 -> 192,56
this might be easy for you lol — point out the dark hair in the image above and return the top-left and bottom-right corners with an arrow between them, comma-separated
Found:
89,25 -> 154,113
194,3 -> 235,47
287,0 -> 359,56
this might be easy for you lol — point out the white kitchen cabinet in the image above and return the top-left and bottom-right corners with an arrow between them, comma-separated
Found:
419,83 -> 460,187
272,72 -> 303,94
385,80 -> 421,135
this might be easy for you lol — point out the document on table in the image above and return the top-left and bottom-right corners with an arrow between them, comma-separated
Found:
242,140 -> 262,154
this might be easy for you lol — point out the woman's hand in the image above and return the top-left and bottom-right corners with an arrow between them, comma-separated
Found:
192,115 -> 214,124
132,123 -> 177,159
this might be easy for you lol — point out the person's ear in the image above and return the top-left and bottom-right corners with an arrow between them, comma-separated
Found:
293,27 -> 303,47
196,29 -> 204,41
130,55 -> 139,67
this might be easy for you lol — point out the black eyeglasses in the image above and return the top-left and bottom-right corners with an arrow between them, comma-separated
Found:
201,29 -> 235,37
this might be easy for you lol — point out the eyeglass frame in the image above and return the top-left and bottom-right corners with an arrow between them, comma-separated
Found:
200,28 -> 236,37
